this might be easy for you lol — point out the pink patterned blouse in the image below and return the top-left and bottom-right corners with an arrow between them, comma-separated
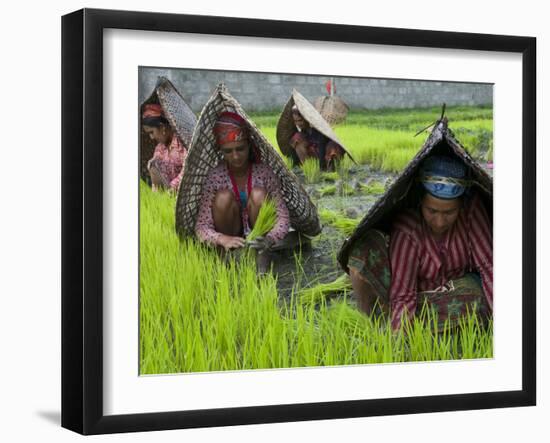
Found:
149,136 -> 187,190
195,162 -> 290,246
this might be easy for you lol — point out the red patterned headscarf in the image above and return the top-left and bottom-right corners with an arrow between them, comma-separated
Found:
142,103 -> 164,119
213,112 -> 248,146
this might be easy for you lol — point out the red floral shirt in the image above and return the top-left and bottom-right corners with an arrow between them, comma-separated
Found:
195,162 -> 290,246
149,136 -> 187,190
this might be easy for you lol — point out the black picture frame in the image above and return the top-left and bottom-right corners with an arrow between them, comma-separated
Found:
61,8 -> 536,435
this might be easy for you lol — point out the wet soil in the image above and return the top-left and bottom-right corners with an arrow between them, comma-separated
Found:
269,164 -> 395,298
269,162 -> 494,300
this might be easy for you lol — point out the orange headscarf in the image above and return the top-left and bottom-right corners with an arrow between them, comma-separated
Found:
142,103 -> 164,119
213,111 -> 248,146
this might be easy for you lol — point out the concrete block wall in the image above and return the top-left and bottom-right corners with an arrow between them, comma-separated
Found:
139,67 -> 492,112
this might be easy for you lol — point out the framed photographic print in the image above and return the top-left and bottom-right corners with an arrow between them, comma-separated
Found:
62,8 -> 536,435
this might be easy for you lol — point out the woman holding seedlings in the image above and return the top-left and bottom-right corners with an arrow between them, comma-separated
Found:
142,103 -> 188,192
195,111 -> 290,251
289,105 -> 345,171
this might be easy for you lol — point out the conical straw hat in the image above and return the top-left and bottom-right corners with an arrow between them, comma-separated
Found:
337,117 -> 493,272
276,89 -> 355,163
139,77 -> 197,180
314,95 -> 349,125
175,83 -> 322,238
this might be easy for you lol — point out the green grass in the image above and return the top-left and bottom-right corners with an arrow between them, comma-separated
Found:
250,105 -> 493,172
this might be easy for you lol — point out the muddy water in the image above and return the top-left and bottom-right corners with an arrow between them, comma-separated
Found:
270,162 -> 493,299
271,164 -> 395,298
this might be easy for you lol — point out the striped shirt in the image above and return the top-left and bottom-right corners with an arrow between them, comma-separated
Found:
389,192 -> 493,330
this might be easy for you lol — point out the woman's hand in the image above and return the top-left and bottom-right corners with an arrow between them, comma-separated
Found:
247,236 -> 274,251
217,234 -> 246,251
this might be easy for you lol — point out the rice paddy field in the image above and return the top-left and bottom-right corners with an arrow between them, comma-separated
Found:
140,105 -> 493,375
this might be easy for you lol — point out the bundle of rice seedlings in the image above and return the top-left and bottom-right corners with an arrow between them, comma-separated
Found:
247,198 -> 277,241
332,218 -> 360,235
319,185 -> 337,196
321,171 -> 339,182
340,182 -> 355,196
358,180 -> 385,195
319,208 -> 339,224
319,208 -> 360,235
336,156 -> 353,180
302,158 -> 321,183
298,273 -> 352,305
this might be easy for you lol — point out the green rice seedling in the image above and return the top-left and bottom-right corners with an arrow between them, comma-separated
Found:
302,157 -> 321,183
298,274 -> 352,305
359,180 -> 386,195
340,182 -> 355,197
281,153 -> 295,171
318,208 -> 339,224
247,198 -> 277,241
336,156 -> 354,181
319,208 -> 360,235
324,299 -> 370,333
335,125 -> 418,164
333,218 -> 359,236
400,302 -> 493,361
446,119 -> 493,133
319,184 -> 337,196
380,149 -> 419,173
252,121 -> 279,150
321,171 -> 339,182
456,304 -> 493,359
402,303 -> 443,362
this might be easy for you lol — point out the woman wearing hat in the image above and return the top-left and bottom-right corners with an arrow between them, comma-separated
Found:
348,154 -> 493,331
290,105 -> 345,171
277,90 -> 354,172
142,103 -> 188,191
195,112 -> 290,251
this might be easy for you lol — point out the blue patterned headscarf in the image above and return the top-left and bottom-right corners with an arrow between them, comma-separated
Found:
419,155 -> 469,200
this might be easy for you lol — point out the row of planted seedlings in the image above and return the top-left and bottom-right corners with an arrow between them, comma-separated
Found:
257,105 -> 493,176
140,181 -> 493,375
